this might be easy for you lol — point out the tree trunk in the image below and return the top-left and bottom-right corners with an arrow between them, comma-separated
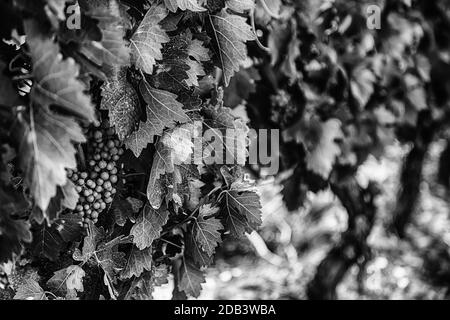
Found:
393,111 -> 436,238
307,168 -> 378,300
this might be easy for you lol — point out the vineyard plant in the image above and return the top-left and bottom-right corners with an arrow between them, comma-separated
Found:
1,0 -> 450,301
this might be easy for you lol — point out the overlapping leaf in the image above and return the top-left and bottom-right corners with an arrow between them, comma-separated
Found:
121,246 -> 153,279
101,67 -> 141,140
25,20 -> 95,122
80,0 -> 130,68
178,258 -> 205,298
47,265 -> 85,298
221,189 -> 262,238
164,0 -> 206,12
130,205 -> 169,250
194,204 -> 222,256
124,80 -> 189,157
18,106 -> 86,213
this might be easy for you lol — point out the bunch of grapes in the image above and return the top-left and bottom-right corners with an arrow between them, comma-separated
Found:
67,124 -> 124,228
270,90 -> 298,128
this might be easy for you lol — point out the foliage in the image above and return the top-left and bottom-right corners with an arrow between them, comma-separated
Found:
1,0 -> 450,300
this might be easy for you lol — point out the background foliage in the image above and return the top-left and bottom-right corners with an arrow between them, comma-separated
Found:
1,0 -> 450,300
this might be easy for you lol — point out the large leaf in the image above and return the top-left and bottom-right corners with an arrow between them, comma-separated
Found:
130,5 -> 169,74
163,0 -> 206,12
25,20 -> 95,122
209,9 -> 256,86
100,67 -> 141,140
18,106 -> 85,214
130,205 -> 169,250
124,80 -> 189,157
79,0 -> 130,68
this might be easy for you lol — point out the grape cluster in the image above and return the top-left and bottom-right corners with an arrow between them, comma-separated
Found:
270,90 -> 298,128
68,125 -> 124,228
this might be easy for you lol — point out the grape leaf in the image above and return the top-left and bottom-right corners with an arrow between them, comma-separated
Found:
194,204 -> 222,256
112,196 -> 142,226
125,264 -> 169,300
30,180 -> 79,224
151,32 -> 191,93
185,226 -> 213,267
53,212 -> 83,242
164,0 -> 206,12
100,67 -> 141,140
121,246 -> 152,279
0,210 -> 32,263
208,8 -> 256,86
13,278 -> 47,300
46,0 -> 71,20
124,80 -> 189,157
221,189 -> 262,238
47,265 -> 85,298
185,32 -> 210,87
283,118 -> 343,179
178,258 -> 205,298
130,205 -> 169,250
147,140 -> 173,209
24,20 -> 96,122
17,106 -> 86,213
146,124 -> 197,209
351,66 -> 375,109
31,222 -> 65,261
79,0 -> 130,68
130,5 -> 170,75
226,0 -> 255,13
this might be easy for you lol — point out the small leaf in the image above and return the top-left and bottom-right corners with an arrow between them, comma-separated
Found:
100,67 -> 141,140
47,265 -> 85,298
32,222 -> 65,261
121,246 -> 152,279
130,205 -> 169,250
178,258 -> 205,298
283,118 -> 343,179
221,189 -> 262,238
194,204 -> 222,256
13,279 -> 47,300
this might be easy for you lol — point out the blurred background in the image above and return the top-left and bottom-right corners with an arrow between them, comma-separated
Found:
155,140 -> 450,299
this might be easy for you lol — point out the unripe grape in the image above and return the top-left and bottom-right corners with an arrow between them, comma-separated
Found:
100,172 -> 109,180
